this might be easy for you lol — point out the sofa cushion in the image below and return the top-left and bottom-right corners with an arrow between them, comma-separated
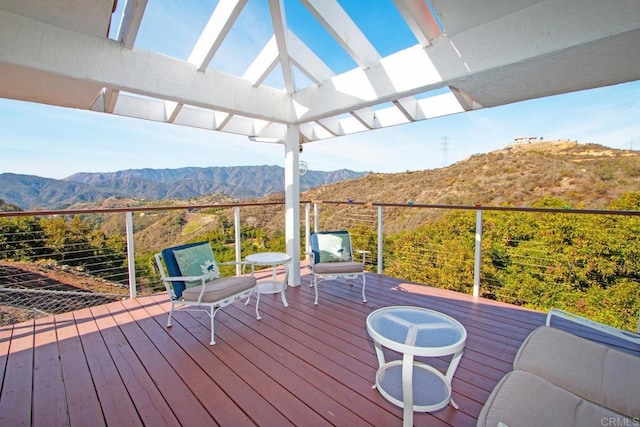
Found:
314,261 -> 363,274
477,370 -> 634,427
514,326 -> 640,419
181,275 -> 256,303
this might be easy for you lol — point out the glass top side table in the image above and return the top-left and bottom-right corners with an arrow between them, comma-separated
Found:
366,306 -> 467,426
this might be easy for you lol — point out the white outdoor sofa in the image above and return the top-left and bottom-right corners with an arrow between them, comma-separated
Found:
477,309 -> 640,427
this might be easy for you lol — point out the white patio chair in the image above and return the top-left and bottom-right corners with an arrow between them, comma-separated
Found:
308,230 -> 369,305
155,241 -> 256,345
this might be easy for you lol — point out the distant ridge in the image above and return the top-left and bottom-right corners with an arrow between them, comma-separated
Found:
0,166 -> 366,209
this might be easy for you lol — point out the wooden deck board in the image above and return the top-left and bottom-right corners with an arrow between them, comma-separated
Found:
1,321 -> 34,426
33,316 -> 67,427
104,300 -> 216,426
3,271 -> 637,426
55,311 -> 105,426
73,307 -> 141,426
89,303 -> 177,426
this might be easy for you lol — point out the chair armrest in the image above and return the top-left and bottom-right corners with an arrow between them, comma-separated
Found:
305,251 -> 315,266
160,274 -> 208,302
546,308 -> 640,345
356,250 -> 370,264
162,275 -> 205,282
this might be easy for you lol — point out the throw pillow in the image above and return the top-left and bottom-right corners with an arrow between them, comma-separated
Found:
173,243 -> 221,287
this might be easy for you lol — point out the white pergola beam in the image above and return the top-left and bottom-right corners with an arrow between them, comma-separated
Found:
117,0 -> 147,48
449,86 -> 482,111
268,0 -> 295,93
172,104 -> 215,130
292,0 -> 640,123
165,100 -> 182,123
243,36 -> 279,86
0,9 -> 293,123
188,0 -> 246,71
350,109 -> 378,130
429,0 -> 542,36
393,97 -> 418,122
288,31 -> 334,85
300,0 -> 380,67
293,44 -> 450,122
417,92 -> 465,118
392,0 -> 442,46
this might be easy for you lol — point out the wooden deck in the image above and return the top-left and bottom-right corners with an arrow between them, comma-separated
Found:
0,269 -> 613,426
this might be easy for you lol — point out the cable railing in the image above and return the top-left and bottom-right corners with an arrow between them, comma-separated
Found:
1,199 -> 638,332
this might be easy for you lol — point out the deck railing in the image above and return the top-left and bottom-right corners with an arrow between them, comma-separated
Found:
1,200 -> 639,331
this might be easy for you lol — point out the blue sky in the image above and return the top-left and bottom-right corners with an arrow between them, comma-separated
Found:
1,1 -> 638,179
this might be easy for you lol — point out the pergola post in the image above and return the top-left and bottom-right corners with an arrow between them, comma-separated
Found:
284,125 -> 301,287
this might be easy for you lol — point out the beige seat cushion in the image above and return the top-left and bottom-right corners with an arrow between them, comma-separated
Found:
477,370 -> 633,427
182,276 -> 256,303
514,326 -> 640,419
314,261 -> 363,274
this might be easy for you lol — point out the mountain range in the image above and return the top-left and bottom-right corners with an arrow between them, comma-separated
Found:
0,166 -> 366,210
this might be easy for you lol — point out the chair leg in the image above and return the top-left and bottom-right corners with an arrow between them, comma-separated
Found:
361,274 -> 367,303
314,275 -> 319,305
209,305 -> 217,345
255,290 -> 262,320
167,302 -> 175,327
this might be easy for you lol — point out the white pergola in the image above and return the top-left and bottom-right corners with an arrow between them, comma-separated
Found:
1,0 -> 639,286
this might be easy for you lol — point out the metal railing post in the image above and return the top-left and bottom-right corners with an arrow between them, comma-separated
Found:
377,206 -> 383,274
305,203 -> 311,261
234,206 -> 241,276
125,211 -> 137,299
313,203 -> 319,232
473,209 -> 483,298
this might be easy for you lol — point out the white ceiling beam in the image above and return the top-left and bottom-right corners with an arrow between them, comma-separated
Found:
214,112 -> 233,131
449,86 -> 482,111
287,31 -> 334,85
372,105 -> 410,128
393,97 -> 418,122
172,104 -> 216,130
188,0 -> 246,71
164,100 -> 182,123
243,36 -> 278,86
292,0 -> 640,123
293,44 -> 451,123
111,0 -> 148,120
315,118 -> 339,136
268,0 -> 295,93
0,9 -> 293,123
429,0 -> 543,36
111,93 -> 289,139
392,0 -> 442,46
0,0 -> 113,38
300,0 -> 380,67
222,115 -> 287,139
349,109 -> 378,130
103,88 -> 119,113
117,0 -> 147,48
300,123 -> 334,141
416,92 -> 465,118
112,93 -> 167,122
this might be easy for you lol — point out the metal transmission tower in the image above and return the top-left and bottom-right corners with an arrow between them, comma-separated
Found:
441,136 -> 450,167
